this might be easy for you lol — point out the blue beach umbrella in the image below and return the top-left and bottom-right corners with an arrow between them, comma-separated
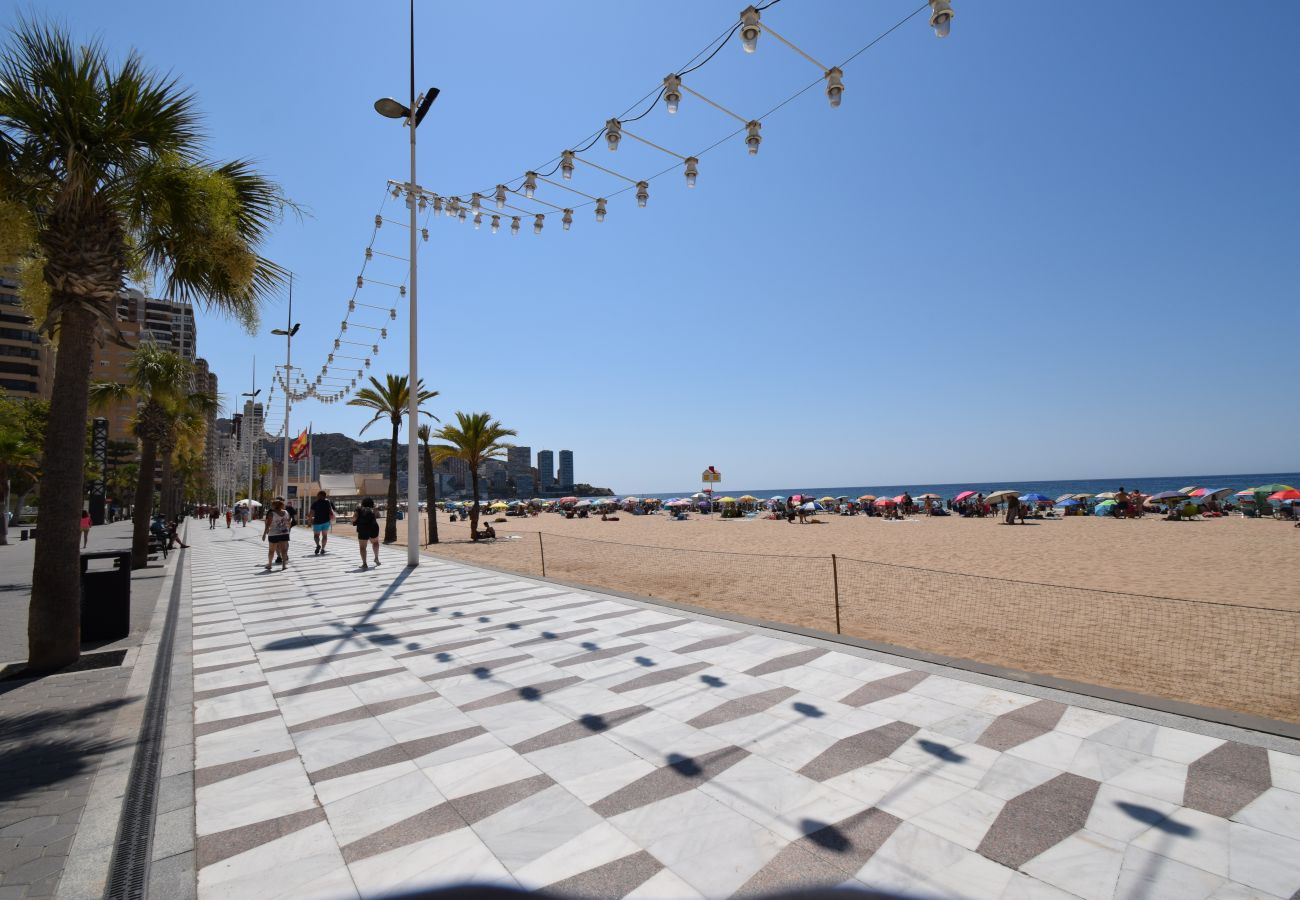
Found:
1093,500 -> 1116,516
800,501 -> 826,512
1019,493 -> 1052,504
1057,499 -> 1080,508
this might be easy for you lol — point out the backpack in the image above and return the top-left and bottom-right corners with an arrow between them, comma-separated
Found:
356,508 -> 376,530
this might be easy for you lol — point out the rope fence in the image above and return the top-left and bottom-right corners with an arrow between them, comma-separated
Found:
421,529 -> 1299,725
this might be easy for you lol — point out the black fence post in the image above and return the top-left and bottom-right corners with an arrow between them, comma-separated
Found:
538,531 -> 546,577
831,553 -> 842,634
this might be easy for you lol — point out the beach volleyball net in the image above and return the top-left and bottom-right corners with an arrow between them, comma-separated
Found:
426,531 -> 1299,726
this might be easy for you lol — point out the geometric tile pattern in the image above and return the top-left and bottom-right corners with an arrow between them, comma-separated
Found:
183,528 -> 1300,900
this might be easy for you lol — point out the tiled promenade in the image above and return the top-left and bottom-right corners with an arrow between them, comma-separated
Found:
186,526 -> 1300,899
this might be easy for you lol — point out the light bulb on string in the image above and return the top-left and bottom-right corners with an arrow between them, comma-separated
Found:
389,308 -> 397,320
605,119 -> 621,151
473,212 -> 482,230
825,68 -> 844,107
511,216 -> 520,235
357,275 -> 364,288
491,215 -> 500,234
562,209 -> 573,231
365,247 -> 373,260
348,299 -> 356,312
685,157 -> 698,188
400,285 -> 406,297
740,5 -> 761,53
636,181 -> 649,207
595,198 -> 607,223
494,185 -> 507,209
391,184 -> 401,198
432,197 -> 443,215
929,0 -> 953,37
523,172 -> 537,199
664,75 -> 681,114
421,227 -> 428,241
746,120 -> 762,155
471,193 -> 482,213
561,151 -> 575,180
533,214 -> 544,234
374,215 -> 382,228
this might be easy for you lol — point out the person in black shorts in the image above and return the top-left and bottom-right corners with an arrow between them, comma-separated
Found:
353,497 -> 380,569
310,490 -> 337,555
261,498 -> 293,570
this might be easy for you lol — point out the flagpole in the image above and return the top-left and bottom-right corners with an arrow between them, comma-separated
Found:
281,275 -> 294,507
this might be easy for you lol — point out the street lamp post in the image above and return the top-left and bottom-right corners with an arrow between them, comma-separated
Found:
272,274 -> 301,511
374,0 -> 438,567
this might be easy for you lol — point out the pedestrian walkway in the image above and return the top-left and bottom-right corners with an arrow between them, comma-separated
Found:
186,526 -> 1300,900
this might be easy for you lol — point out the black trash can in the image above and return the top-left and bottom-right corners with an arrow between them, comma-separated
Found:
80,550 -> 131,642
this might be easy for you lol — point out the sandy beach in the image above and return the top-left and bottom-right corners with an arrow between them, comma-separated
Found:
330,511 -> 1299,723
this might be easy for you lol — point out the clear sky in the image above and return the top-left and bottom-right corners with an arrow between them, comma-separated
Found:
18,1 -> 1299,493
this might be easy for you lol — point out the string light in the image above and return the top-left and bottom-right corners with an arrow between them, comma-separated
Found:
523,172 -> 537,199
825,67 -> 844,108
685,157 -> 698,188
605,119 -> 621,151
740,5 -> 761,53
929,0 -> 953,38
596,198 -> 607,222
511,216 -> 520,235
561,151 -> 575,180
745,120 -> 762,154
491,214 -> 500,234
473,211 -> 482,229
664,74 -> 682,114
533,213 -> 544,234
636,181 -> 649,207
562,209 -> 573,230
495,184 -> 507,208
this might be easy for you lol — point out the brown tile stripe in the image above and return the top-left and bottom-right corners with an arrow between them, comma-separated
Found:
427,597 -> 505,611
592,746 -> 750,817
261,648 -> 377,673
1183,741 -> 1271,818
196,807 -> 325,868
193,680 -> 269,702
555,643 -> 648,668
194,749 -> 300,788
309,725 -> 487,783
422,655 -> 533,682
575,609 -> 640,624
194,709 -> 281,737
478,616 -> 556,633
340,801 -> 466,864
688,686 -> 799,729
978,773 -> 1100,868
459,676 -> 583,712
447,606 -> 517,619
447,773 -> 558,824
745,648 -> 828,677
545,850 -> 663,898
739,807 -> 902,894
481,584 -> 546,596
191,642 -> 251,656
542,599 -> 603,612
799,721 -> 920,782
610,662 -> 710,694
287,692 -> 437,735
840,670 -> 929,707
976,699 -> 1068,752
513,628 -> 596,648
272,667 -> 405,698
620,619 -> 688,638
387,623 -> 464,640
675,633 -> 745,654
394,638 -> 493,660
512,706 -> 652,755
194,659 -> 262,676
193,628 -> 247,640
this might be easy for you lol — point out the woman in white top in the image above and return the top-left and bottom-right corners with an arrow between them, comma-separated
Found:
261,498 -> 293,570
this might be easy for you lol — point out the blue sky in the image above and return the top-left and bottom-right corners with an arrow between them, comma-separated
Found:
20,1 -> 1299,492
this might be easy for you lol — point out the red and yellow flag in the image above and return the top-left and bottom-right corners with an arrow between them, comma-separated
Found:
289,427 -> 310,461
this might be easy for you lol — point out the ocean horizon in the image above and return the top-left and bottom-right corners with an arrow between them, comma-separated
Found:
613,472 -> 1300,502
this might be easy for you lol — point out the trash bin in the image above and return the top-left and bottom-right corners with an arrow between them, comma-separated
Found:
80,550 -> 131,642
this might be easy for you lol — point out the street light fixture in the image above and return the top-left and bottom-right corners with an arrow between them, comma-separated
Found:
375,0 -> 438,567
271,276 -> 301,508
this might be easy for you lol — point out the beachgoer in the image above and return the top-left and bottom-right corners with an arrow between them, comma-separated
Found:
167,518 -> 189,549
354,497 -> 380,569
261,499 -> 292,570
79,510 -> 91,548
310,490 -> 337,555
1004,495 -> 1020,524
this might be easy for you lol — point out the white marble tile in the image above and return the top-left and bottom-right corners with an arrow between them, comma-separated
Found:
1205,882 -> 1288,900
875,768 -> 970,820
1151,727 -> 1225,764
410,731 -> 510,771
314,759 -> 419,806
911,788 -> 1005,850
275,686 -> 364,728
472,784 -> 604,872
346,825 -> 515,896
195,758 -> 317,836
623,867 -> 705,900
1267,750 -> 1300,793
822,757 -> 913,807
198,823 -> 356,900
1107,756 -> 1189,805
1227,821 -> 1300,898
1084,783 -> 1179,843
1091,719 -> 1160,754
1068,738 -> 1152,782
194,684 -> 278,725
323,768 -> 447,848
424,745 -> 542,799
1021,829 -> 1125,900
743,719 -> 840,773
698,755 -> 864,841
862,691 -> 971,728
999,871 -> 1082,899
292,718 -> 396,773
804,652 -> 905,681
890,735 -> 1001,788
1115,844 -> 1225,900
195,716 -> 295,769
512,820 -> 644,887
803,705 -> 895,740
346,671 -> 433,706
524,735 -> 660,805
602,710 -> 729,763
1132,807 -> 1230,877
854,821 -> 967,894
755,665 -> 866,700
1234,788 -> 1300,839
978,752 -> 1062,800
929,709 -> 997,744
1004,730 -> 1085,770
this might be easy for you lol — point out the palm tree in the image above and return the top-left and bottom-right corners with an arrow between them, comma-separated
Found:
160,394 -> 217,519
348,375 -> 437,544
89,344 -> 207,568
417,424 -> 439,546
0,431 -> 39,546
2,21 -> 292,671
429,412 -> 516,541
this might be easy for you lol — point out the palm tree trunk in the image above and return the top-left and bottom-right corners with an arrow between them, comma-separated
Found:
28,303 -> 96,671
159,444 -> 175,519
131,438 -> 158,569
0,469 -> 10,547
422,444 -> 438,545
469,471 -> 481,540
384,421 -> 399,543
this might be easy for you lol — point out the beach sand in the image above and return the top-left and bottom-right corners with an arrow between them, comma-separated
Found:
333,511 -> 1299,723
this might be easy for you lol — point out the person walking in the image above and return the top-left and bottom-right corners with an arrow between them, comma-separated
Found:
261,498 -> 292,570
225,507 -> 232,528
309,490 -> 337,555
209,507 -> 219,530
79,510 -> 91,548
353,497 -> 381,570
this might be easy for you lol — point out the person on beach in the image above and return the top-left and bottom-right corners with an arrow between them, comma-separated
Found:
310,490 -> 337,555
261,498 -> 292,570
1004,495 -> 1021,524
354,497 -> 380,569
79,510 -> 91,547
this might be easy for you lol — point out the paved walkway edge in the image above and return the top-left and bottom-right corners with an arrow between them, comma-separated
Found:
428,551 -> 1300,753
54,541 -> 188,900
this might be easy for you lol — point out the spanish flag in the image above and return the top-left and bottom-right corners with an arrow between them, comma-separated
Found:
289,426 -> 310,461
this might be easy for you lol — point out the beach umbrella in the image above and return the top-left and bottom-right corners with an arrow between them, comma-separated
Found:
1093,500 -> 1115,516
873,497 -> 896,507
1019,493 -> 1053,504
1179,486 -> 1202,495
1095,492 -> 1117,500
1073,493 -> 1094,500
574,500 -> 592,508
953,490 -> 978,503
738,495 -> 758,503
984,490 -> 1019,504
916,493 -> 942,501
559,496 -> 578,504
234,498 -> 262,508
858,494 -> 877,502
1268,489 -> 1300,501
800,501 -> 826,511
1057,499 -> 1081,508
1252,483 -> 1295,494
819,496 -> 836,503
719,496 -> 737,503
1054,494 -> 1075,504
1189,487 -> 1233,500
1149,490 -> 1188,502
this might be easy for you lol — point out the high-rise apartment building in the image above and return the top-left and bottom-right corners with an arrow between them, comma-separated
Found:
193,357 -> 219,493
96,289 -> 198,441
0,270 -> 54,398
558,450 -> 574,490
536,450 -> 554,490
506,445 -> 531,487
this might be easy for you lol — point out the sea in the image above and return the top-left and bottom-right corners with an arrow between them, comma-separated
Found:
615,473 -> 1300,502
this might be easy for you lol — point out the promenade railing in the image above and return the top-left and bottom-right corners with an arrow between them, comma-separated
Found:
424,530 -> 1299,726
